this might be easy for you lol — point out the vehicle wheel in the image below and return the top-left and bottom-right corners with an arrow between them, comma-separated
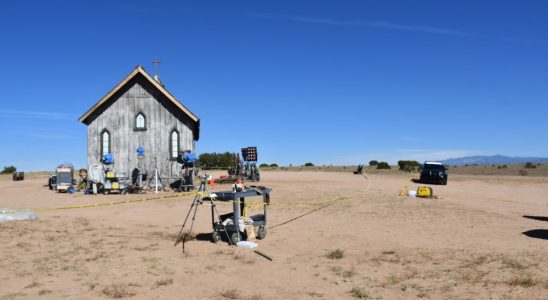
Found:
443,179 -> 448,185
257,226 -> 266,240
211,231 -> 221,243
230,232 -> 241,245
103,190 -> 110,195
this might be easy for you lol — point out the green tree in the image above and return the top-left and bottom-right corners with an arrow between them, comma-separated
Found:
369,160 -> 379,166
397,160 -> 420,172
270,163 -> 279,167
0,166 -> 16,174
524,162 -> 536,169
376,162 -> 391,170
259,163 -> 269,168
196,152 -> 237,169
304,162 -> 314,167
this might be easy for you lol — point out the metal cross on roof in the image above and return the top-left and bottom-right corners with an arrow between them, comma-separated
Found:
152,59 -> 161,77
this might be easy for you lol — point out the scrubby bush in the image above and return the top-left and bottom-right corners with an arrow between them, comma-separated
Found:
376,162 -> 391,170
397,160 -> 420,172
519,170 -> 528,176
524,162 -> 536,169
197,152 -> 236,169
304,162 -> 314,167
259,163 -> 269,168
270,163 -> 279,167
0,166 -> 16,174
369,160 -> 379,166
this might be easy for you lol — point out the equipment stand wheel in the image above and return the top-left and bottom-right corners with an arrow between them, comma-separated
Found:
211,231 -> 221,243
257,226 -> 266,239
230,232 -> 241,245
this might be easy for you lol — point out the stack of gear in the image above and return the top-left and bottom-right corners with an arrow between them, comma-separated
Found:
85,154 -> 128,195
55,163 -> 74,193
12,172 -> 24,181
174,150 -> 197,192
101,154 -> 128,194
87,164 -> 105,194
78,169 -> 88,191
241,147 -> 260,182
416,186 -> 434,198
128,146 -> 146,193
215,147 -> 261,184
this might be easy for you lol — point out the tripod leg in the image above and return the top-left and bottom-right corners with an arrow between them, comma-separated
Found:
211,201 -> 234,245
183,196 -> 200,253
174,197 -> 198,246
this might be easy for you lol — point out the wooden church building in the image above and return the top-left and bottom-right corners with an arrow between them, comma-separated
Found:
79,65 -> 200,178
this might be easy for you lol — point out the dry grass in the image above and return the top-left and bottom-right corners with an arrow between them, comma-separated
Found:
502,258 -> 526,270
506,275 -> 538,288
152,278 -> 173,289
102,283 -> 138,298
149,231 -> 179,240
462,270 -> 489,284
220,288 -> 241,299
37,289 -> 52,295
326,249 -> 344,260
350,284 -> 368,299
24,277 -> 41,289
387,270 -> 418,285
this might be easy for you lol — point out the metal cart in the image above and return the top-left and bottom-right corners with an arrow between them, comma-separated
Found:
210,187 -> 271,245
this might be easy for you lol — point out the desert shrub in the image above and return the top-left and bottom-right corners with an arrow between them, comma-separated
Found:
197,152 -> 236,169
0,166 -> 16,174
220,288 -> 241,299
397,160 -> 420,172
376,162 -> 391,170
368,160 -> 379,166
497,165 -> 502,169
350,284 -> 368,299
259,163 -> 269,168
519,170 -> 528,176
269,163 -> 278,167
326,249 -> 345,260
304,162 -> 314,167
102,283 -> 136,298
524,162 -> 536,169
153,278 -> 173,288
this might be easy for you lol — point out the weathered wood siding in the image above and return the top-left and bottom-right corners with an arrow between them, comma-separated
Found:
86,75 -> 195,179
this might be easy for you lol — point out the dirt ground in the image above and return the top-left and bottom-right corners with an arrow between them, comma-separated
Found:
0,171 -> 547,299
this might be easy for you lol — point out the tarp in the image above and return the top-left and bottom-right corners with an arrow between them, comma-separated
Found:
0,208 -> 38,223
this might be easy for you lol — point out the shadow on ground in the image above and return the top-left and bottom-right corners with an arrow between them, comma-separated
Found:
523,215 -> 548,222
522,229 -> 548,240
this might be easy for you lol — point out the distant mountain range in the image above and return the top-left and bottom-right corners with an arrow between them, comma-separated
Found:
441,155 -> 548,166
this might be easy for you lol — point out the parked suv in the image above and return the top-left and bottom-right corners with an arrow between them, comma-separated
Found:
419,161 -> 448,185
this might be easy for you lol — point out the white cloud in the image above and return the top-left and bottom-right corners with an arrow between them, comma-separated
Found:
249,13 -> 472,37
30,133 -> 74,139
0,109 -> 77,120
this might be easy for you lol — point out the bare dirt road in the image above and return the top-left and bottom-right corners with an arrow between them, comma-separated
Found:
1,171 -> 547,299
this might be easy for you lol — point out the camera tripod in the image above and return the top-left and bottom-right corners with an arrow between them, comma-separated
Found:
174,175 -> 232,252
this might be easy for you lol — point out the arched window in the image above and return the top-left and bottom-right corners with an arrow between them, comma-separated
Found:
135,113 -> 146,130
101,130 -> 110,157
170,130 -> 179,159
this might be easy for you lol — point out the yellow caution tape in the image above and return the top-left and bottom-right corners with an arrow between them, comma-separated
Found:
2,173 -> 372,214
0,190 -> 201,214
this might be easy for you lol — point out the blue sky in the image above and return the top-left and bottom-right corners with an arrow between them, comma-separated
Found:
0,0 -> 547,170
